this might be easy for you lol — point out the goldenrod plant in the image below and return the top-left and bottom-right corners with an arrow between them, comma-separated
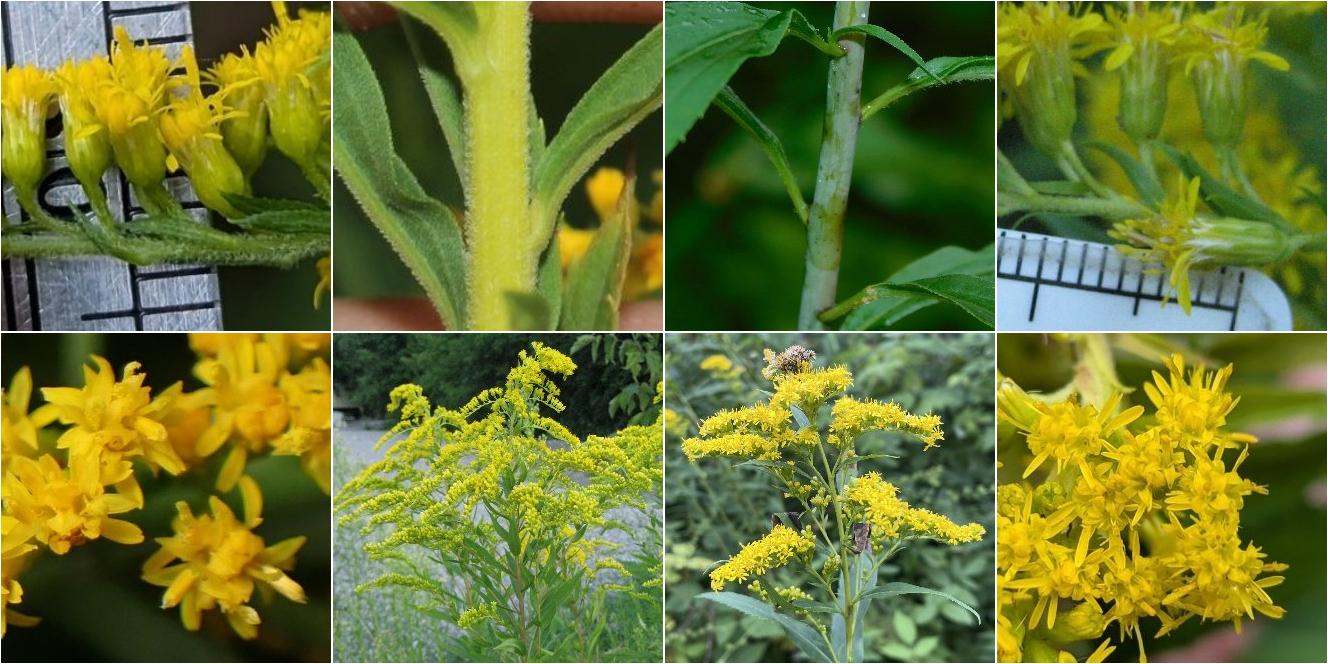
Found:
680,345 -> 985,663
0,3 -> 331,295
334,2 -> 662,330
666,1 -> 995,330
334,343 -> 663,661
996,335 -> 1289,663
997,2 -> 1326,327
0,333 -> 329,650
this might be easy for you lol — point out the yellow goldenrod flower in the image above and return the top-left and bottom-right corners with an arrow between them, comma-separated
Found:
843,472 -> 985,545
1,521 -> 40,636
1100,3 -> 1182,141
1010,392 -> 1142,479
769,365 -> 853,414
1176,5 -> 1290,148
557,223 -> 597,271
271,358 -> 331,494
626,232 -> 664,299
52,57 -> 115,206
2,367 -> 58,464
206,49 -> 268,177
157,385 -> 217,468
2,454 -> 143,555
141,490 -> 306,640
456,601 -> 499,629
997,2 -> 1107,156
1144,354 -> 1255,451
188,332 -> 259,357
829,397 -> 944,450
586,166 -> 627,221
0,65 -> 55,195
40,356 -> 183,505
91,26 -> 174,204
193,338 -> 291,492
708,524 -> 815,591
253,2 -> 331,170
159,46 -> 250,218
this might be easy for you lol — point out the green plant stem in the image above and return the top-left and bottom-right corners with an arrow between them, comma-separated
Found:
462,3 -> 534,330
1000,191 -> 1150,221
1056,141 -> 1119,201
299,156 -> 333,203
797,0 -> 870,330
2,228 -> 328,267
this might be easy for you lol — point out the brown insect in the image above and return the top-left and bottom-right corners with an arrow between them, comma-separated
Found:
850,522 -> 872,554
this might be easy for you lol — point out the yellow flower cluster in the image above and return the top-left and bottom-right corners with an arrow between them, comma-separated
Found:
709,524 -> 816,592
997,355 -> 1286,663
829,397 -> 944,450
0,2 -> 329,219
558,166 -> 664,300
843,473 -> 985,546
336,342 -> 662,624
0,333 -> 328,639
698,354 -> 742,380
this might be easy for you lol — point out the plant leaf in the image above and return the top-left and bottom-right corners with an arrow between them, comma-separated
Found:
535,233 -> 563,329
859,582 -> 981,624
402,18 -> 467,185
884,274 -> 994,328
1084,141 -> 1164,208
824,245 -> 993,329
332,30 -> 468,328
695,592 -> 833,663
862,55 -> 993,119
665,2 -> 830,154
830,24 -> 940,84
560,174 -> 635,329
714,86 -> 807,222
533,24 -> 662,241
390,1 -> 478,55
228,208 -> 329,235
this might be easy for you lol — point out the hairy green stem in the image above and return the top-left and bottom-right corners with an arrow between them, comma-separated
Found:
1000,191 -> 1150,220
2,229 -> 327,267
462,3 -> 533,330
798,0 -> 869,330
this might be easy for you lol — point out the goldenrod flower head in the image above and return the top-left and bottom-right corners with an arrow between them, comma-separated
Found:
558,223 -> 597,271
40,356 -> 183,503
1016,392 -> 1142,479
92,26 -> 173,189
682,432 -> 783,462
698,354 -> 741,380
2,454 -> 143,555
53,57 -> 115,188
769,365 -> 853,414
188,332 -> 260,357
708,524 -> 815,591
1110,175 -> 1203,314
456,601 -> 499,629
1101,3 -> 1183,141
253,4 -> 331,167
829,396 -> 944,450
997,2 -> 1106,155
2,367 -> 58,464
626,232 -> 664,299
1144,354 -> 1253,451
193,338 -> 291,492
142,491 -> 306,639
271,358 -> 331,494
1,64 -> 56,192
159,46 -> 250,218
206,49 -> 268,177
586,166 -> 627,221
844,472 -> 985,545
1176,6 -> 1289,147
1,524 -> 40,636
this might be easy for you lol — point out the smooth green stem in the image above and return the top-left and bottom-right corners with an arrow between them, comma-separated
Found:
1057,141 -> 1119,201
462,3 -> 533,330
798,0 -> 869,330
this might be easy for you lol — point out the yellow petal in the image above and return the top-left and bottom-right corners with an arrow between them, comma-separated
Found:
161,567 -> 197,608
1104,43 -> 1133,71
216,445 -> 247,492
101,518 -> 144,545
238,474 -> 263,527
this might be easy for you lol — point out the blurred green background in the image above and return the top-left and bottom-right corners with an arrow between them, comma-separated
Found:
1,333 -> 329,662
666,2 -> 994,330
665,333 -> 995,662
332,13 -> 663,300
997,3 -> 1327,330
192,2 -> 329,330
998,333 -> 1327,663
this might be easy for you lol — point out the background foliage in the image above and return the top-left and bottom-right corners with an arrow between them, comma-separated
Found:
665,333 -> 995,662
665,2 -> 994,330
0,334 -> 329,662
998,333 -> 1327,663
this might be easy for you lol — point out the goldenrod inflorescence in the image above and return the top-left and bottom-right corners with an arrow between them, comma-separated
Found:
997,354 -> 1286,663
0,333 -> 330,640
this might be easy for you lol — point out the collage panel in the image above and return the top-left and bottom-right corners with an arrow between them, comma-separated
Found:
1,2 -> 331,331
996,333 -> 1326,662
665,333 -> 996,662
0,332 -> 331,661
664,1 -> 995,331
330,2 -> 663,331
996,2 -> 1326,332
330,333 -> 663,661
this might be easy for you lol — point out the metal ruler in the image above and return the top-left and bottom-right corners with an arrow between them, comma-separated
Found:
2,0 -> 222,331
997,230 -> 1292,331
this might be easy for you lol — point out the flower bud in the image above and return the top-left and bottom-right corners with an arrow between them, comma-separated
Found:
1,65 -> 55,194
1103,5 -> 1180,142
208,51 -> 268,177
1045,600 -> 1107,643
997,377 -> 1042,432
92,26 -> 173,193
53,58 -> 114,191
1178,7 -> 1290,149
159,47 -> 249,217
254,6 -> 330,169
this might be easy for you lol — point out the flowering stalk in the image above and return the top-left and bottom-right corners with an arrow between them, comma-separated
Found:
798,1 -> 869,330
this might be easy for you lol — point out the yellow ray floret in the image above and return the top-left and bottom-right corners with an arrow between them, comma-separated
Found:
709,524 -> 816,591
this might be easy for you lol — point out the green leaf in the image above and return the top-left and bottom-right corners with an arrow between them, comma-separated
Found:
714,86 -> 807,222
665,2 -> 837,154
892,610 -> 918,645
824,245 -> 993,329
535,235 -> 563,329
695,592 -> 833,663
859,582 -> 981,624
533,24 -> 661,240
560,176 -> 635,330
831,24 -> 940,84
1084,141 -> 1164,208
228,208 -> 329,235
332,30 -> 468,328
223,192 -> 326,216
789,403 -> 810,428
402,18 -> 467,185
862,55 -> 994,120
390,1 -> 478,55
885,274 -> 994,328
